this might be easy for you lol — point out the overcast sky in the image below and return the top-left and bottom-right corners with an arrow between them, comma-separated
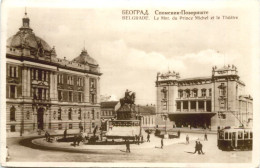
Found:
4,3 -> 257,105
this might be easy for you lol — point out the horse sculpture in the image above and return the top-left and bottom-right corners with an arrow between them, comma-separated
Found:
120,92 -> 136,106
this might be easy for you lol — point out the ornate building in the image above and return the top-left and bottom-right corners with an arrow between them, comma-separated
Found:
155,65 -> 253,130
6,12 -> 102,136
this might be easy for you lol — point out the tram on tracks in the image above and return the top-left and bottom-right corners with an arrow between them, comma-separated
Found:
217,127 -> 253,151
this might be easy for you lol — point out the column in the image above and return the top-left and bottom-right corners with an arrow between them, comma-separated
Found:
53,72 -> 58,100
49,72 -> 54,99
181,101 -> 183,112
204,100 -> 207,112
27,67 -> 31,97
96,77 -> 100,103
84,76 -> 89,102
196,101 -> 198,111
22,67 -> 27,97
188,101 -> 191,112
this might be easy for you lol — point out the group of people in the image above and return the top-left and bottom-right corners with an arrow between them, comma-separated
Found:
194,141 -> 204,154
185,133 -> 208,154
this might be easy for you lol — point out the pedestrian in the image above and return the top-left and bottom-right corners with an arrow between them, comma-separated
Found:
126,139 -> 131,153
44,130 -> 49,141
161,138 -> 164,149
186,135 -> 189,144
64,128 -> 67,140
125,139 -> 128,152
137,136 -> 140,145
178,130 -> 181,138
198,141 -> 204,154
147,133 -> 150,142
193,141 -> 199,154
135,135 -> 138,144
204,133 -> 208,141
141,135 -> 144,143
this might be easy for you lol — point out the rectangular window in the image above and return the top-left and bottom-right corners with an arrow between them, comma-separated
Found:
209,89 -> 212,97
92,110 -> 95,120
193,90 -> 198,97
225,132 -> 229,139
92,122 -> 95,128
10,85 -> 16,98
58,109 -> 62,120
69,91 -> 73,102
238,131 -> 243,139
38,70 -> 42,81
58,90 -> 63,101
201,89 -> 206,97
10,125 -> 16,132
78,92 -> 82,102
97,112 -> 99,119
69,124 -> 73,129
58,124 -> 62,130
9,66 -> 18,78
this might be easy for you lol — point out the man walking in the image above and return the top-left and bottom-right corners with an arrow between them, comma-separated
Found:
186,135 -> 189,144
198,141 -> 204,154
193,141 -> 199,154
204,132 -> 208,141
161,138 -> 164,149
147,133 -> 150,142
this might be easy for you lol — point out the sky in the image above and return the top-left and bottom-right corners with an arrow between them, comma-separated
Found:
4,2 -> 258,105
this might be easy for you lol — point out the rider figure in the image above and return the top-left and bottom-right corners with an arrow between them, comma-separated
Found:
125,89 -> 131,100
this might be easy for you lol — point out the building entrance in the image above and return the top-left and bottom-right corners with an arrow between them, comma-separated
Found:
37,108 -> 44,130
169,113 -> 214,129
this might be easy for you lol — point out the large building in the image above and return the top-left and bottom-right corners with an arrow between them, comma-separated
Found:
155,65 -> 253,130
6,12 -> 102,136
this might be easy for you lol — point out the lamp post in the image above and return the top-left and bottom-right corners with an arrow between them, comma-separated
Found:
162,114 -> 168,139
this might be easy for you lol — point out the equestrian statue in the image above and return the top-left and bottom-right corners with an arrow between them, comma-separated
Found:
120,89 -> 136,106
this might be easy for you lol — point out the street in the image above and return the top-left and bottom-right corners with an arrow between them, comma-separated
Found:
6,133 -> 251,163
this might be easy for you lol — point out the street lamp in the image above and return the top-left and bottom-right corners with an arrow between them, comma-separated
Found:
162,114 -> 168,139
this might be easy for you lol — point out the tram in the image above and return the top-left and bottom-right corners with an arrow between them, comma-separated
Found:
217,127 -> 253,151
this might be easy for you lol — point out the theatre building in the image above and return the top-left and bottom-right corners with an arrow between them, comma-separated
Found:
6,13 -> 102,136
155,65 -> 253,131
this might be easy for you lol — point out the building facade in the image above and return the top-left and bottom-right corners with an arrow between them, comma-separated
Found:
155,65 -> 253,130
6,13 -> 102,136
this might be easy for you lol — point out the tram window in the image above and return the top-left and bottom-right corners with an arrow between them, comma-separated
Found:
219,132 -> 224,139
244,132 -> 249,139
238,131 -> 243,139
229,132 -> 232,139
250,132 -> 253,138
225,132 -> 229,139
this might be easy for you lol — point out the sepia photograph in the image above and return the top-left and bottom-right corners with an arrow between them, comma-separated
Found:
1,0 -> 259,167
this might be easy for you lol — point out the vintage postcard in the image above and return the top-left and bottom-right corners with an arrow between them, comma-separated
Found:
1,0 -> 260,167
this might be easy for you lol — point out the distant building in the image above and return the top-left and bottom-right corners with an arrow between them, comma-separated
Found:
155,65 -> 253,130
136,105 -> 156,130
101,101 -> 120,119
6,12 -> 102,136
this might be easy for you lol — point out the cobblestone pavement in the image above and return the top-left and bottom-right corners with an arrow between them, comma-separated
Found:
6,133 -> 252,163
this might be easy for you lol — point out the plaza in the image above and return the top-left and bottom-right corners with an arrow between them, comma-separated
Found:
6,132 -> 251,163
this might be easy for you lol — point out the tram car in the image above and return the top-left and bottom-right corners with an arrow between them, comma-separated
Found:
217,127 -> 253,151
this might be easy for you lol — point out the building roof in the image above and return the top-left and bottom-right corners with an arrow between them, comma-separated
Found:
74,49 -> 98,66
178,76 -> 211,82
101,101 -> 119,108
7,13 -> 52,53
136,105 -> 156,115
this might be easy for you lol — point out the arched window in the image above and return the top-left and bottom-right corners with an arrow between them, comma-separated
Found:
68,108 -> 72,120
10,106 -> 15,121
